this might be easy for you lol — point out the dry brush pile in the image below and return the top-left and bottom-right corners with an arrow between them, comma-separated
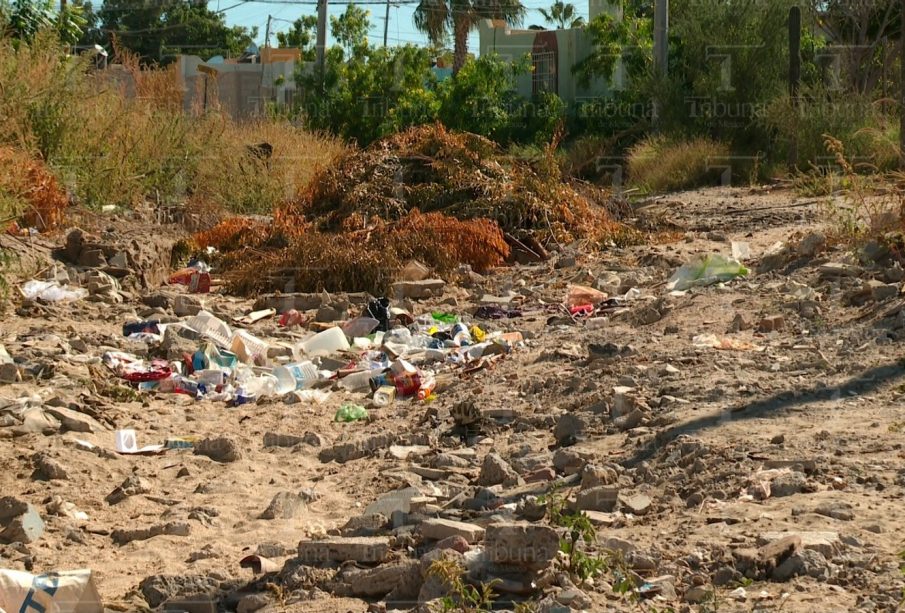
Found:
195,124 -> 639,295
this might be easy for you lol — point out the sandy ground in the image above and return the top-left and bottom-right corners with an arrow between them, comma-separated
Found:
1,185 -> 904,612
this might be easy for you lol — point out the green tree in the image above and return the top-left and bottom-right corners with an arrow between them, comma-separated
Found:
413,0 -> 525,73
275,15 -> 317,60
330,3 -> 370,54
538,1 -> 583,29
2,0 -> 86,45
98,0 -> 256,64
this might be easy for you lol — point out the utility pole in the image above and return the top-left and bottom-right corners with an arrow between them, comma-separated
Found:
383,0 -> 391,47
316,0 -> 328,80
900,0 -> 905,168
259,14 -> 272,113
788,6 -> 801,171
653,0 -> 668,76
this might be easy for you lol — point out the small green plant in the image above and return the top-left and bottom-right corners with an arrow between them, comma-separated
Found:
428,557 -> 498,613
539,487 -> 605,584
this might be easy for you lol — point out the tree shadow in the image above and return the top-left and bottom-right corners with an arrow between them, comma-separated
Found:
621,359 -> 905,467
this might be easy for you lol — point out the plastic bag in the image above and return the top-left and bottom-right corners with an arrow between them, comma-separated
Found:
667,254 -> 749,291
335,403 -> 368,422
20,281 -> 88,302
0,568 -> 103,613
565,285 -> 608,307
365,298 -> 391,332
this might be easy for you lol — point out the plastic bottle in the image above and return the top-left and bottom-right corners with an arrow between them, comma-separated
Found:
416,376 -> 436,401
273,361 -> 317,394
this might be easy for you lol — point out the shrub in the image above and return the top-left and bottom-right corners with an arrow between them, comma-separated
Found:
627,135 -> 730,193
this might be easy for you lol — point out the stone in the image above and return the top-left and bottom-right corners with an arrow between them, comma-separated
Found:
770,471 -> 807,497
758,531 -> 840,558
139,575 -> 220,609
297,536 -> 391,564
340,559 -> 421,598
477,453 -> 517,486
341,513 -> 388,536
161,326 -> 199,361
798,232 -> 826,257
43,406 -> 104,433
78,248 -> 106,267
318,432 -> 397,463
0,363 -> 20,383
728,313 -> 752,332
814,501 -> 854,521
392,279 -> 446,300
262,432 -> 306,448
603,536 -> 636,554
421,518 -> 485,544
112,522 -> 190,545
31,453 -> 69,480
106,475 -> 152,504
687,492 -> 705,508
418,549 -> 464,603
644,575 -> 677,600
434,535 -> 470,553
236,594 -> 269,613
871,282 -> 899,302
614,408 -> 646,431
195,437 -> 242,463
556,587 -> 591,608
484,522 -> 559,570
553,413 -> 590,446
772,548 -> 829,581
819,262 -> 862,278
0,504 -> 44,544
622,493 -> 652,516
575,486 -> 619,512
400,260 -> 431,282
771,434 -> 785,444
260,492 -> 307,519
757,535 -> 801,570
173,294 -> 203,317
581,464 -> 618,489
757,315 -> 785,333
364,487 -> 421,518
685,585 -> 711,603
0,497 -> 29,523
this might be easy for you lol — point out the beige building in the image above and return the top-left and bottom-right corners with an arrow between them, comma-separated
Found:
478,0 -> 622,103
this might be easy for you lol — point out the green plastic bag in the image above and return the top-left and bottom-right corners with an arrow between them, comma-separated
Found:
666,254 -> 748,291
335,403 -> 368,422
431,312 -> 459,324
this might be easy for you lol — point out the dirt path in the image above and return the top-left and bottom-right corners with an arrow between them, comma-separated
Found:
1,186 -> 903,612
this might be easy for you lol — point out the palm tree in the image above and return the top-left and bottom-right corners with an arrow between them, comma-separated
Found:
538,1 -> 584,29
414,0 -> 526,74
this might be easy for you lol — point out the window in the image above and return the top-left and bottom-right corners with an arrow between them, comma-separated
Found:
532,50 -> 557,95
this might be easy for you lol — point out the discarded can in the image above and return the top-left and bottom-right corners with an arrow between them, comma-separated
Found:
393,371 -> 422,397
373,385 -> 396,407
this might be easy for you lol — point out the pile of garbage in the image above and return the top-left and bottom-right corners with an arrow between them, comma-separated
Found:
102,295 -> 523,413
187,125 -> 637,295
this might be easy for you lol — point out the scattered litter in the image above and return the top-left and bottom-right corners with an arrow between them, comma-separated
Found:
565,285 -> 608,308
693,334 -> 765,352
667,254 -> 749,291
235,308 -> 276,325
115,429 -> 165,455
731,241 -> 751,260
335,403 -> 368,422
0,569 -> 102,613
20,280 -> 88,302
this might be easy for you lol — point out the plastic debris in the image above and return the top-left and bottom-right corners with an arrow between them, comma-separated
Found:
693,334 -> 765,352
20,280 -> 88,302
0,568 -> 102,613
667,254 -> 749,291
565,284 -> 608,307
335,403 -> 368,422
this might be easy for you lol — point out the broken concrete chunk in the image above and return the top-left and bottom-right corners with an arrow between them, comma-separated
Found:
31,453 -> 69,481
477,453 -> 517,486
106,475 -> 152,504
259,491 -> 307,520
112,521 -> 190,545
420,518 -> 485,544
139,574 -> 221,609
318,432 -> 397,464
622,493 -> 652,516
757,531 -> 840,559
263,432 -> 306,448
0,503 -> 44,544
339,559 -> 421,598
484,522 -> 559,570
297,536 -> 391,564
391,279 -> 446,300
575,486 -> 619,512
757,315 -> 785,333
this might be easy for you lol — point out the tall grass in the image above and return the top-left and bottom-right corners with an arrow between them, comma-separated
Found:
627,136 -> 730,194
0,33 -> 345,216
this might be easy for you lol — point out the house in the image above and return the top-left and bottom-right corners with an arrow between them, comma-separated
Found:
478,0 -> 622,104
175,47 -> 301,119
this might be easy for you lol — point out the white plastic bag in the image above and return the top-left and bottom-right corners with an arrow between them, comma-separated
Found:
667,254 -> 749,291
0,568 -> 102,613
20,281 -> 88,302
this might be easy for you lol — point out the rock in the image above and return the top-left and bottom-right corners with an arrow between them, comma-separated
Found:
575,486 -> 619,512
31,453 -> 69,480
139,574 -> 220,609
728,313 -> 752,332
757,534 -> 801,571
364,487 -> 421,518
478,453 -> 517,486
161,326 -> 199,361
555,254 -> 577,269
770,472 -> 807,497
622,493 -> 652,516
552,448 -> 585,474
401,260 -> 431,282
581,464 -> 618,488
262,432 -> 306,447
757,315 -> 785,333
814,501 -> 854,521
392,279 -> 446,300
771,434 -> 785,444
43,406 -> 104,433
0,504 -> 44,544
633,305 -> 662,325
758,531 -> 841,558
298,536 -> 391,564
643,575 -> 677,600
418,549 -> 465,603
819,262 -> 861,278
141,291 -> 174,310
195,437 -> 242,463
685,585 -> 711,603
772,548 -> 829,581
341,513 -> 388,537
78,248 -> 106,267
106,475 -> 152,504
260,492 -> 308,519
340,559 -> 421,598
871,282 -> 899,302
614,408 -> 646,431
236,594 -> 269,613
112,521 -> 190,545
556,586 -> 592,608
434,535 -> 470,553
516,496 -> 547,522
0,362 -> 20,383
686,492 -> 704,507
421,518 -> 485,544
798,232 -> 826,257
484,522 -> 559,570
318,432 -> 397,464
553,413 -> 590,446
603,536 -> 635,554
173,294 -> 203,317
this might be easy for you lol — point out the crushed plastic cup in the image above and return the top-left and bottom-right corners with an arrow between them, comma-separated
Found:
273,361 -> 317,394
20,280 -> 88,302
297,326 -> 350,357
666,254 -> 749,292
335,403 -> 368,422
342,317 -> 380,338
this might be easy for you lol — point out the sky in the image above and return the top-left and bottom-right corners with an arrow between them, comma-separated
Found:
210,0 -> 591,54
